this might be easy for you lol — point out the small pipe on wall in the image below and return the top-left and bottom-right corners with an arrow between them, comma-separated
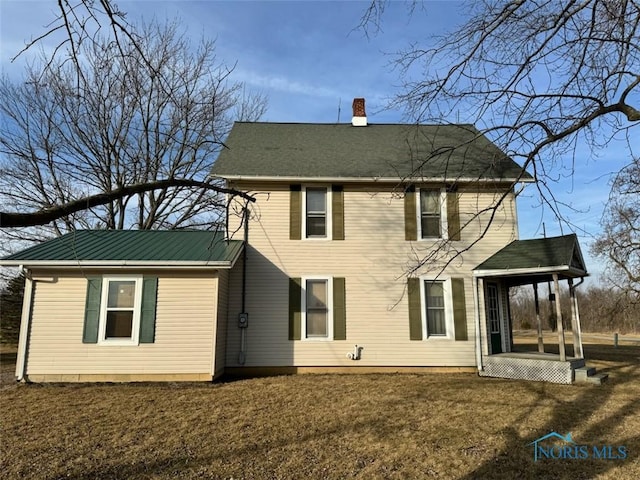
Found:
347,344 -> 363,360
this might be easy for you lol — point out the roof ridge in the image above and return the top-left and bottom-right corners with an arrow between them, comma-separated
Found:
232,121 -> 477,127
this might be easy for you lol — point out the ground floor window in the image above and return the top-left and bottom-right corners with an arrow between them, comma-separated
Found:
99,277 -> 143,345
420,277 -> 454,339
424,281 -> 446,336
302,277 -> 333,340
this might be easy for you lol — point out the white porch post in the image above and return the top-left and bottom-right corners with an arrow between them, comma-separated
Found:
477,278 -> 489,357
473,276 -> 483,371
533,282 -> 544,353
553,273 -> 566,362
569,278 -> 584,359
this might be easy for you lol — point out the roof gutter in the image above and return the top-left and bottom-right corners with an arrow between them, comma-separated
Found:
472,265 -> 579,278
217,174 -> 536,184
0,260 -> 239,269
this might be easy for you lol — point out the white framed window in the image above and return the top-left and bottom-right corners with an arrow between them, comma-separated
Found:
301,276 -> 333,340
98,276 -> 143,345
419,277 -> 454,339
417,188 -> 447,240
302,186 -> 332,240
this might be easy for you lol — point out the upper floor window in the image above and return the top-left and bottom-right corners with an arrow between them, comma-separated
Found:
304,187 -> 330,239
290,184 -> 344,241
405,186 -> 460,242
419,189 -> 444,239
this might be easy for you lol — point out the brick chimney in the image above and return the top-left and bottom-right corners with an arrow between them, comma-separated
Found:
351,98 -> 367,126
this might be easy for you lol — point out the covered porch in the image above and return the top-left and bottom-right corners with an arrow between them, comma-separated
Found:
472,234 -> 606,384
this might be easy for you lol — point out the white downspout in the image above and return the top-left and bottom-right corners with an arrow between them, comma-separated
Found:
473,275 -> 483,372
16,266 -> 34,382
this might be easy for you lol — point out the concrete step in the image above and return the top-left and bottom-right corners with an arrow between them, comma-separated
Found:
574,366 -> 608,385
585,373 -> 609,385
574,366 -> 596,382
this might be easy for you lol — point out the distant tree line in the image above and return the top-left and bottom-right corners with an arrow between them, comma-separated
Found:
0,274 -> 24,344
510,283 -> 640,335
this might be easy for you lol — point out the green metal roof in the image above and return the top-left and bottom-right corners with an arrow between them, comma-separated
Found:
211,122 -> 533,182
1,230 -> 243,267
474,234 -> 587,277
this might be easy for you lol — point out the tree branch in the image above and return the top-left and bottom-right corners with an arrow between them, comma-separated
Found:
0,179 -> 254,228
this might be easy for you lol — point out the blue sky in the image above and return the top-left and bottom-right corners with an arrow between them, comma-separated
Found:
1,0 -> 636,280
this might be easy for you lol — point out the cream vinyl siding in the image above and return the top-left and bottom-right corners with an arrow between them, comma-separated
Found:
226,182 -> 518,368
25,270 -> 218,376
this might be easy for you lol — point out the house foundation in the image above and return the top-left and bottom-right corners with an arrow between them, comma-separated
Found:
479,352 -> 585,384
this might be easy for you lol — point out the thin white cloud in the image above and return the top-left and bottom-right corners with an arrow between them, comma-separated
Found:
234,69 -> 341,99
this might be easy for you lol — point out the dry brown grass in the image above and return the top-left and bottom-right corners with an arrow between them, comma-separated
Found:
1,341 -> 639,480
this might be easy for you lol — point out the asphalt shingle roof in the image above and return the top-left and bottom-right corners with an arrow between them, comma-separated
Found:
1,230 -> 243,266
474,234 -> 587,273
211,122 -> 533,181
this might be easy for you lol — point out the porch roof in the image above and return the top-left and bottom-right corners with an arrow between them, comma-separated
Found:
473,234 -> 587,286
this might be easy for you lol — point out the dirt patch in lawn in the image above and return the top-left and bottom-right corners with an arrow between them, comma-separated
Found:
1,341 -> 639,479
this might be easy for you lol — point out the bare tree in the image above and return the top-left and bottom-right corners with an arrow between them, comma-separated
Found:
359,0 -> 640,274
0,180 -> 256,229
11,0 -> 143,86
0,19 -> 266,248
592,158 -> 640,300
510,282 -> 640,332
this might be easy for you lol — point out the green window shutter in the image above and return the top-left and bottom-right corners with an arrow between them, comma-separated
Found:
404,185 -> 417,241
289,277 -> 302,340
333,277 -> 346,340
83,277 -> 103,343
407,277 -> 422,340
331,185 -> 344,240
451,278 -> 468,341
140,277 -> 158,343
290,184 -> 302,240
447,189 -> 461,241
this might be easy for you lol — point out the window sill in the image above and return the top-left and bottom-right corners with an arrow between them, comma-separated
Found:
97,339 -> 140,347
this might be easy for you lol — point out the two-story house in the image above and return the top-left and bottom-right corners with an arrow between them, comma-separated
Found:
2,98 -> 599,384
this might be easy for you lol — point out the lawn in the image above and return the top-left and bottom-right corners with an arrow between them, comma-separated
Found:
1,340 -> 639,480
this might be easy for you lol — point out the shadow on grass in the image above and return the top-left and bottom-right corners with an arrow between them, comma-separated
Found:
457,342 -> 640,480
4,342 -> 639,479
